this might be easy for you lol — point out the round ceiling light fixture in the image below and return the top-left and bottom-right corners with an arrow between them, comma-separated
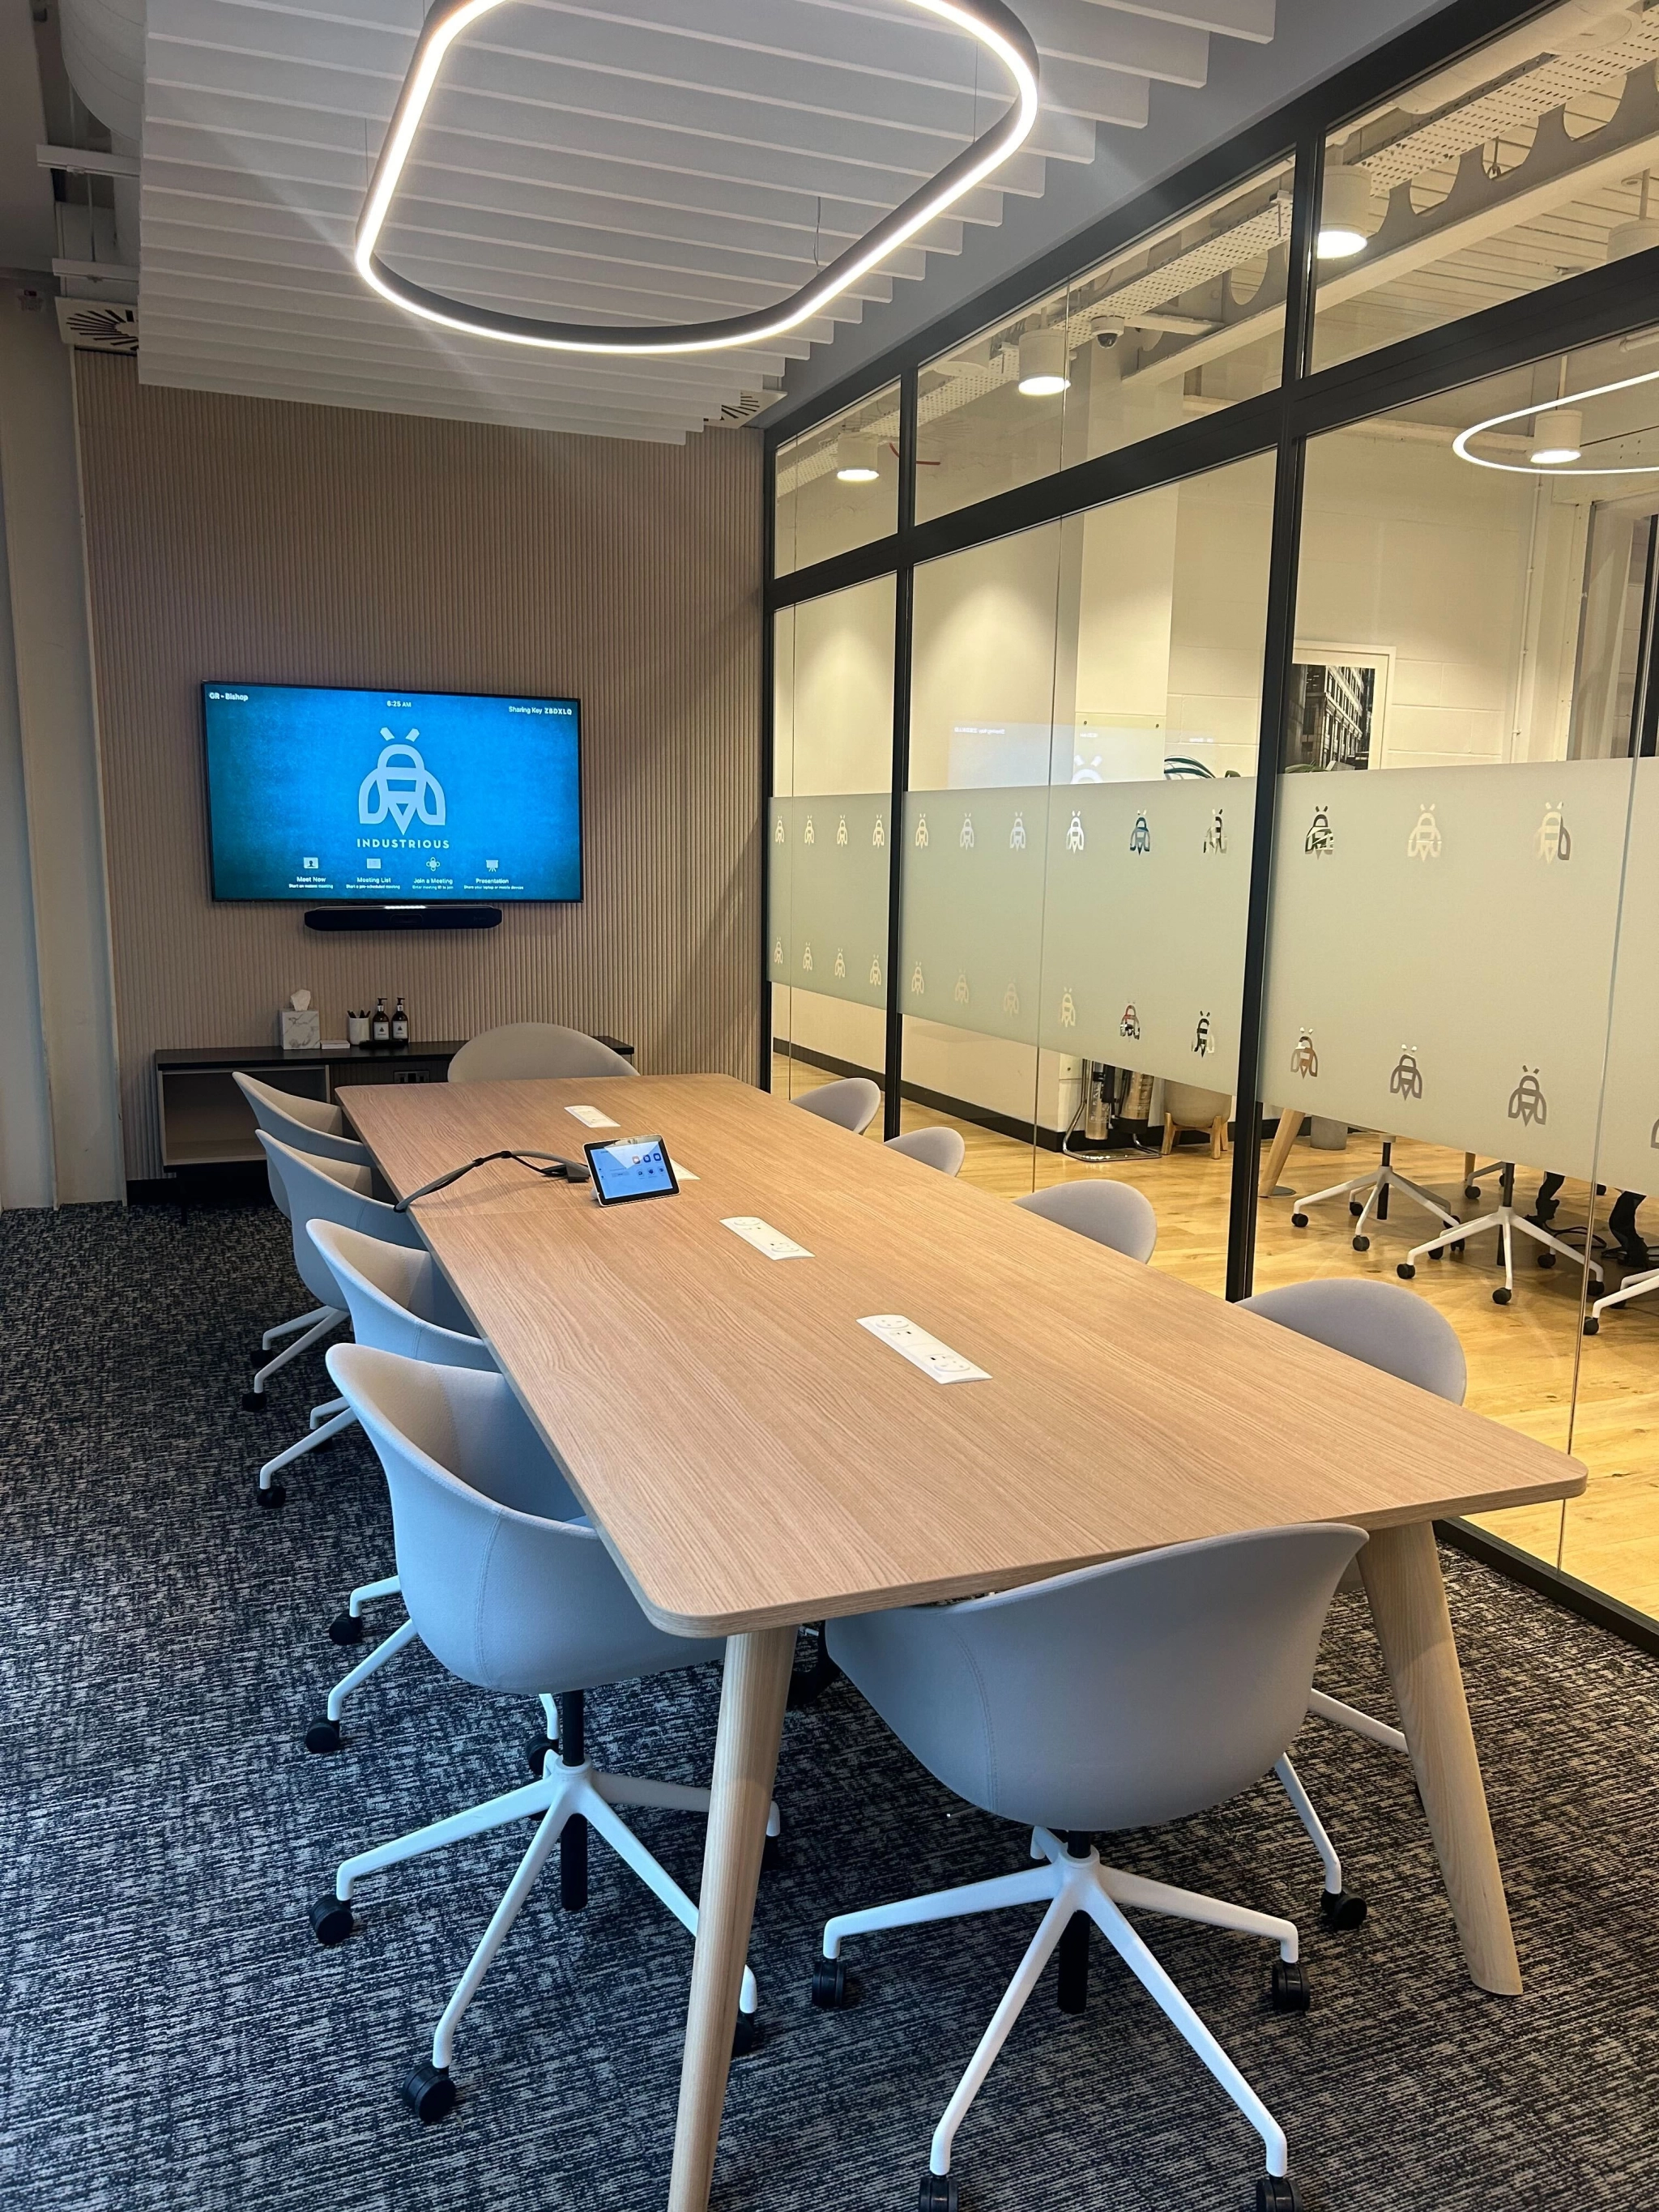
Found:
1455,365 -> 1659,477
835,435 -> 881,483
1316,161 -> 1377,260
1017,326 -> 1070,396
356,0 -> 1040,358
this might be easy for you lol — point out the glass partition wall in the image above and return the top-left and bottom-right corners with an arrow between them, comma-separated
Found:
763,0 -> 1659,1634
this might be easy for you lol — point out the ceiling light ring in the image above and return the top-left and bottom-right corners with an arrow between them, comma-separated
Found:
1454,362 -> 1659,475
356,0 -> 1040,359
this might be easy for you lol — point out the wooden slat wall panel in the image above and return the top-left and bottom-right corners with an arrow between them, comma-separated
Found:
72,357 -> 762,1181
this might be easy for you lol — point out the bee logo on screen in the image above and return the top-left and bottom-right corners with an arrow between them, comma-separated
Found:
1536,803 -> 1572,863
359,733 -> 445,833
1010,811 -> 1026,850
1203,808 -> 1226,855
1129,813 -> 1151,855
834,948 -> 846,979
1508,1065 -> 1548,1127
1120,1004 -> 1141,1041
911,962 -> 925,996
915,814 -> 929,849
836,816 -> 847,847
960,813 -> 975,850
1290,1028 -> 1319,1079
954,971 -> 970,1005
1003,982 -> 1020,1016
1060,987 -> 1077,1029
1066,810 -> 1085,853
1406,806 -> 1441,861
1195,1010 -> 1218,1059
872,815 -> 885,848
1389,1047 -> 1424,1102
1304,806 -> 1335,858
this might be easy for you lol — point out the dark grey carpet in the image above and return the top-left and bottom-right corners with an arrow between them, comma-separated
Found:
2,1202 -> 1657,2212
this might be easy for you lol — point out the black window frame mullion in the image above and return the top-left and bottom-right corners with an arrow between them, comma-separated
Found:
882,368 -> 919,1140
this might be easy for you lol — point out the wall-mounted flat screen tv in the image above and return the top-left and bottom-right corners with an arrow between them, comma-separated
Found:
203,681 -> 582,902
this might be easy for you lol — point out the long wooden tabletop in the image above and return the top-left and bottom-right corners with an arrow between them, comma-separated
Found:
339,1073 -> 1584,1637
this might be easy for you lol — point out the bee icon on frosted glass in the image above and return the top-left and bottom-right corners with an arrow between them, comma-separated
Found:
1305,807 -> 1335,858
869,957 -> 882,987
802,944 -> 813,973
1203,808 -> 1226,855
915,814 -> 929,849
960,813 -> 975,850
911,962 -> 925,996
773,939 -> 783,966
1120,1004 -> 1141,1042
1003,982 -> 1020,1016
1536,803 -> 1572,863
834,948 -> 846,979
954,972 -> 970,1005
1129,813 -> 1151,855
804,816 -> 815,846
1009,812 -> 1026,850
1066,810 -> 1085,853
1389,1046 -> 1424,1102
1194,1010 -> 1217,1059
1508,1065 -> 1548,1127
774,816 -> 785,844
872,815 -> 885,847
836,816 -> 848,847
1060,987 -> 1077,1029
1290,1028 -> 1319,1079
1406,806 -> 1440,861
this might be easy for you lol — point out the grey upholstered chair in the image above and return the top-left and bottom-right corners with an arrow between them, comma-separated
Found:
299,1220 -> 498,1755
234,1072 -> 371,1409
793,1076 -> 881,1134
814,1524 -> 1365,2212
251,1134 -> 421,1506
1239,1276 -> 1465,1759
1013,1178 -> 1158,1264
885,1127 -> 966,1176
447,1022 -> 637,1082
313,1343 -> 775,2122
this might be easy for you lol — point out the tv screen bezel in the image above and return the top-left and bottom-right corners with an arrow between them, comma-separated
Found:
201,676 -> 584,906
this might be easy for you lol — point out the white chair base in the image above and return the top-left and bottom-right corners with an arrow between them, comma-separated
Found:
243,1305 -> 346,1409
1307,1687 -> 1407,1758
1586,1262 -> 1659,1333
1291,1138 -> 1457,1252
1400,1161 -> 1602,1307
257,1396 -> 357,1506
310,1751 -> 778,2116
817,1823 -> 1304,2203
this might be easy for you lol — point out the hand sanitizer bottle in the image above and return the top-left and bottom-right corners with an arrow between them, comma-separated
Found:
391,995 -> 409,1046
372,996 -> 390,1046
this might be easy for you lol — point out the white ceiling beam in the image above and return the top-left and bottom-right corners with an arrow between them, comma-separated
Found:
1013,0 -> 1207,83
1082,0 -> 1272,42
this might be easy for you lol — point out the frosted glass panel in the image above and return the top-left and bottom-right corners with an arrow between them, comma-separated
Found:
768,795 -> 890,1012
901,791 -> 1044,1046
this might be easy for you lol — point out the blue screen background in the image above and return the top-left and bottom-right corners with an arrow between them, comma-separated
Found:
204,682 -> 582,901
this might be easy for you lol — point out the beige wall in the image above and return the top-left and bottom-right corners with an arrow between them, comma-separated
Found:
73,358 -> 763,1182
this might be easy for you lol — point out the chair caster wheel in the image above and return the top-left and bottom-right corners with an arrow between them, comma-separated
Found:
1584,1316 -> 1601,1336
1396,1263 -> 1415,1281
401,2060 -> 457,2123
1537,1251 -> 1556,1268
305,1717 -> 343,1754
1351,1235 -> 1369,1252
241,1389 -> 267,1412
1493,1287 -> 1512,1306
732,2010 -> 762,2058
1256,2178 -> 1307,2211
524,1731 -> 556,1777
309,1893 -> 354,1946
1465,1183 -> 1482,1201
811,1954 -> 852,2010
1348,1199 -> 1363,1217
1269,1958 -> 1311,2013
1427,1245 -> 1445,1259
762,1831 -> 787,1873
1290,1213 -> 1308,1229
1451,1238 -> 1465,1256
1319,1888 -> 1367,1931
919,2176 -> 959,2212
257,1484 -> 286,1510
329,1612 -> 365,1647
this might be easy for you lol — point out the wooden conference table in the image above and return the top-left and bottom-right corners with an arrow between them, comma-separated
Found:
341,1072 -> 1584,2212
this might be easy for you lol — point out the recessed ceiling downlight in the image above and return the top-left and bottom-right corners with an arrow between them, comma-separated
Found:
356,0 -> 1041,358
836,436 -> 881,483
1017,327 -> 1070,397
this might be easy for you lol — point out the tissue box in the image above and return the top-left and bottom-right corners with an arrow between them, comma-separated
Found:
279,1008 -> 322,1051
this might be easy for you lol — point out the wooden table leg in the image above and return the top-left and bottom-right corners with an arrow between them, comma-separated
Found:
1259,1109 -> 1304,1200
1358,1520 -> 1522,1996
667,1623 -> 796,2212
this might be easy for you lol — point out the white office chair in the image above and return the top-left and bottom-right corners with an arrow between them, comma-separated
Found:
313,1344 -> 778,2121
885,1127 -> 966,1176
234,1072 -> 370,1411
813,1523 -> 1366,2212
793,1076 -> 881,1134
300,1220 -> 500,1757
447,1022 -> 638,1082
1239,1277 -> 1462,1760
253,1133 -> 422,1508
1013,1178 -> 1158,1264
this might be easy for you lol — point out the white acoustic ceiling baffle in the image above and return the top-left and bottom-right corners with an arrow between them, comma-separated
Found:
123,0 -> 1277,441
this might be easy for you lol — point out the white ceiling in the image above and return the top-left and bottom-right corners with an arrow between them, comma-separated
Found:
105,0 -> 1278,440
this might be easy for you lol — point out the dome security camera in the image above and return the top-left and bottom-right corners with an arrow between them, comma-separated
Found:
1095,315 -> 1128,348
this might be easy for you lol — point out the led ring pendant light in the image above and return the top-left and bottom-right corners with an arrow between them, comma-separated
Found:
356,0 -> 1041,358
1454,364 -> 1659,478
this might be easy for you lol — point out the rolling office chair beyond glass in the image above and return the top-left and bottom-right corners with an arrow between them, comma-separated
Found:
885,1127 -> 966,1175
315,1344 -> 778,2121
792,1076 -> 881,1134
233,1072 -> 370,1409
812,1524 -> 1367,2212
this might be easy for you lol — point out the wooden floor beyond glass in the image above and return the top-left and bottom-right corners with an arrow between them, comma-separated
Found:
775,1056 -> 1659,1625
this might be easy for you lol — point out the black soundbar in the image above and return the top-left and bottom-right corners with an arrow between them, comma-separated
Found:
303,905 -> 502,933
